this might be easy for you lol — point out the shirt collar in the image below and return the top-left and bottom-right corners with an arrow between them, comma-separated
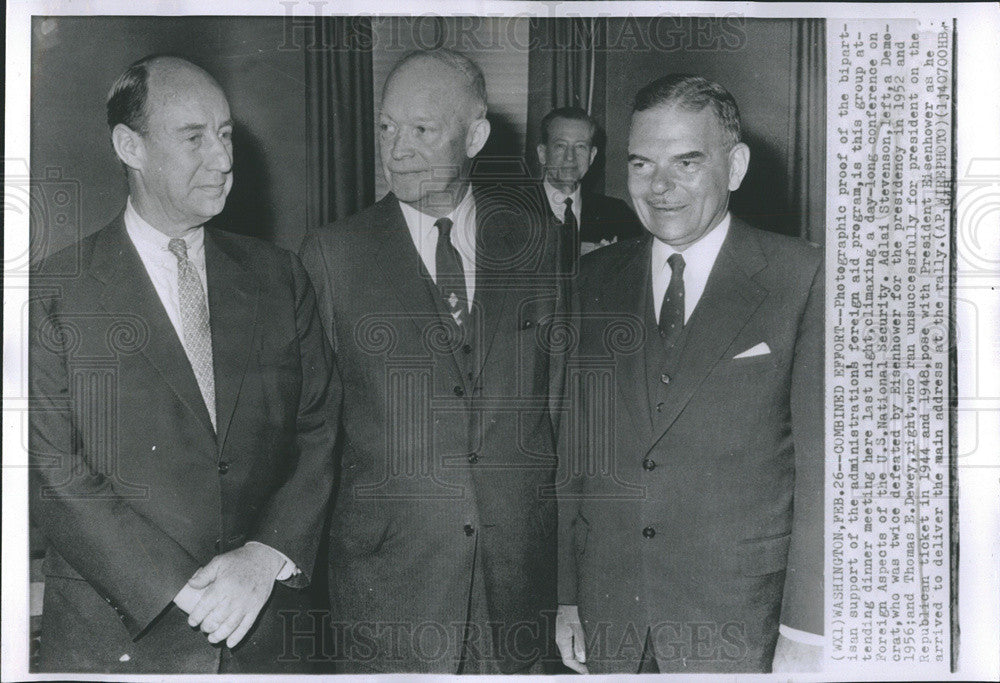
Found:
123,197 -> 205,261
398,184 -> 476,252
651,212 -> 730,275
543,178 -> 581,215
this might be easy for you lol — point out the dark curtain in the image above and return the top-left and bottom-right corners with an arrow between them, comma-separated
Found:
788,19 -> 826,243
525,18 -> 603,184
304,17 -> 375,229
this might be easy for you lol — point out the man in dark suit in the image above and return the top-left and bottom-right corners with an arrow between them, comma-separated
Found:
29,55 -> 338,673
535,106 -> 643,268
300,49 -> 563,674
555,74 -> 824,673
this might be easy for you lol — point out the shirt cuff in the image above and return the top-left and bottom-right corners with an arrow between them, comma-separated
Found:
245,541 -> 300,581
779,624 -> 825,647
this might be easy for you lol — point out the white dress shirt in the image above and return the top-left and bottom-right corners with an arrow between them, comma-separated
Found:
398,185 -> 477,311
124,198 -> 209,346
543,178 -> 582,224
651,213 -> 730,325
124,199 -> 297,589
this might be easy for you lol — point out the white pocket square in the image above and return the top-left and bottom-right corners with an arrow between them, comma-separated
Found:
733,342 -> 770,359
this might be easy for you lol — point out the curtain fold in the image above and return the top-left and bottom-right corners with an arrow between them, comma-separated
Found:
525,18 -> 599,172
788,19 -> 826,243
304,17 -> 375,229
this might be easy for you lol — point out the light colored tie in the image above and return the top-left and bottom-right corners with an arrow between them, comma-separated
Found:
168,237 -> 217,430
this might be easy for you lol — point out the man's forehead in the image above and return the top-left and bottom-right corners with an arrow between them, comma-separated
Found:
548,118 -> 594,141
383,59 -> 473,109
631,105 -> 725,142
146,60 -> 227,107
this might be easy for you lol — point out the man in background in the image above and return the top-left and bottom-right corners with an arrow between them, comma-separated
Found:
30,55 -> 337,673
535,106 -> 643,270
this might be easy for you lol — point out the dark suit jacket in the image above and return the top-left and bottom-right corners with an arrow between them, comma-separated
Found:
577,189 -> 644,245
557,218 -> 824,673
29,216 -> 338,673
530,184 -> 643,247
299,189 -> 565,673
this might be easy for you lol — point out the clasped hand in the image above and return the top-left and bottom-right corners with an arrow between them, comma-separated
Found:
175,543 -> 284,648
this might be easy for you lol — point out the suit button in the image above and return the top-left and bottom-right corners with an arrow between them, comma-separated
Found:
468,453 -> 479,464
643,458 -> 656,471
655,402 -> 664,412
464,524 -> 475,536
522,319 -> 534,330
453,386 -> 464,397
660,373 -> 670,385
218,461 -> 229,474
642,526 -> 656,538
462,344 -> 472,354
214,538 -> 222,552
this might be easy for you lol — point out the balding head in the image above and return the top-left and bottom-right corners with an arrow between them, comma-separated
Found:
383,49 -> 487,123
107,55 -> 224,136
108,55 -> 234,236
379,49 -> 491,216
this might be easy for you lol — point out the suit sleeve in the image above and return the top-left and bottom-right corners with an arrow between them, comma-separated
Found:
556,284 -> 584,605
249,252 -> 340,586
780,256 -> 825,635
28,286 -> 201,639
298,233 -> 338,352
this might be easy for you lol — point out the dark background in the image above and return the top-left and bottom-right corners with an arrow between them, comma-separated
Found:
30,16 -> 823,257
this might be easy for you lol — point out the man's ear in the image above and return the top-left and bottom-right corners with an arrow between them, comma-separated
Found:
465,118 -> 491,159
111,123 -> 145,171
727,142 -> 750,192
536,143 -> 547,168
588,145 -> 598,166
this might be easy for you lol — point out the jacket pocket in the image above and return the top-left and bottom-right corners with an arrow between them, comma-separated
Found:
739,532 -> 791,576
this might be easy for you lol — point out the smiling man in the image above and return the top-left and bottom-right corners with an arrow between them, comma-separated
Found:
300,49 -> 563,674
555,74 -> 824,673
535,107 -> 642,266
30,55 -> 338,673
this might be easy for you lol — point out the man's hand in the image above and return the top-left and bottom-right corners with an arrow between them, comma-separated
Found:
771,632 -> 823,672
555,604 -> 588,673
184,544 -> 285,648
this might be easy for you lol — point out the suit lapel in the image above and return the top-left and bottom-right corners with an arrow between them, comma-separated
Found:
470,197 -> 518,378
92,217 -> 216,438
645,220 -> 768,452
205,229 -> 259,456
579,190 -> 597,236
596,235 -> 654,450
371,195 -> 466,385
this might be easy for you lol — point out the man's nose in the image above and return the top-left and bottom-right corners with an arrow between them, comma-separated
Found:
388,129 -> 414,160
204,132 -> 233,173
650,168 -> 676,194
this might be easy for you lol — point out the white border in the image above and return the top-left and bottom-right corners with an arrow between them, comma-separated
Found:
4,2 -> 998,681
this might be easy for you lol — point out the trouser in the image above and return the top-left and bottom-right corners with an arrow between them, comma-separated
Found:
456,531 -> 543,675
637,629 -> 660,674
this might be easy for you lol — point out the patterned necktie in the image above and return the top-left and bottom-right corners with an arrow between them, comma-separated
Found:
168,237 -> 217,430
560,196 -> 579,273
658,253 -> 686,348
434,217 -> 467,328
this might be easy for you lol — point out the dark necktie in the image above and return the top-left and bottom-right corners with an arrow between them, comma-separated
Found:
559,196 -> 579,273
434,217 -> 467,328
658,253 -> 685,348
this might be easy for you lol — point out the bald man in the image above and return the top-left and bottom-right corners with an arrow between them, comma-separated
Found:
30,55 -> 338,673
300,49 -> 563,674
